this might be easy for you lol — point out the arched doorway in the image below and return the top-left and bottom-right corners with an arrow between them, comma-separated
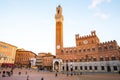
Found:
54,61 -> 59,71
53,59 -> 63,72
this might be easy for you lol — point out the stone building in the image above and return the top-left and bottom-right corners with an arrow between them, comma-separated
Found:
15,49 -> 36,68
43,53 -> 55,71
0,41 -> 17,67
53,5 -> 120,72
36,52 -> 55,71
36,53 -> 46,70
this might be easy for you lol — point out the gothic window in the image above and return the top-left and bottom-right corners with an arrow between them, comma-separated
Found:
79,49 -> 81,53
111,57 -> 116,60
109,45 -> 113,49
66,60 -> 68,62
87,49 -> 90,52
66,50 -> 68,53
83,49 -> 86,52
93,58 -> 97,61
74,50 -> 77,53
79,59 -> 82,62
98,47 -> 102,51
74,59 -> 77,62
105,57 -> 109,61
92,48 -> 95,52
70,50 -> 72,53
100,57 -> 104,61
70,60 -> 73,62
61,50 -> 64,53
104,46 -> 108,50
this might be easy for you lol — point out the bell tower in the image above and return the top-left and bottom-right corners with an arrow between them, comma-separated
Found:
55,5 -> 64,55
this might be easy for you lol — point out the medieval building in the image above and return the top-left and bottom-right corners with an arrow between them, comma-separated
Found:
53,5 -> 120,73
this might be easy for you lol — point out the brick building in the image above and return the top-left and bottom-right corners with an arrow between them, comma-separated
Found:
36,52 -> 55,71
43,53 -> 55,70
36,53 -> 46,70
15,49 -> 36,68
53,5 -> 120,72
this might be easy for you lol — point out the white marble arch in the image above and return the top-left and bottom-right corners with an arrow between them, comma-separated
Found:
53,58 -> 63,72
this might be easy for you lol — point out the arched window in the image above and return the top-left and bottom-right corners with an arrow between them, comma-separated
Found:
109,45 -> 113,49
66,50 -> 68,53
83,49 -> 86,52
98,47 -> 102,51
111,56 -> 116,60
92,48 -> 95,52
87,49 -> 90,52
74,50 -> 77,53
100,57 -> 104,61
104,46 -> 108,50
79,49 -> 81,53
105,57 -> 109,61
70,60 -> 73,62
61,50 -> 64,53
70,50 -> 72,53
93,58 -> 97,61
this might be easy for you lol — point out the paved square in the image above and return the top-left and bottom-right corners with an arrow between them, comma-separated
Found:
0,68 -> 120,80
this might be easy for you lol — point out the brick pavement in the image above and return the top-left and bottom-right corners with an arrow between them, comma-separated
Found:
0,68 -> 120,80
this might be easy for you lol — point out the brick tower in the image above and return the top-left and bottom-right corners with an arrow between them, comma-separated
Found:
55,5 -> 64,56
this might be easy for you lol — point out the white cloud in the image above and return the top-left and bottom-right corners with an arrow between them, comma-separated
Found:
88,0 -> 112,9
94,12 -> 110,19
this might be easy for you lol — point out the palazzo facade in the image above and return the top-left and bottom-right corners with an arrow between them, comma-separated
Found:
0,41 -> 17,67
53,5 -> 120,72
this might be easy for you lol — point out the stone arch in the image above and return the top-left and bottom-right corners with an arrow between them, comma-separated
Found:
54,61 -> 59,71
53,59 -> 63,72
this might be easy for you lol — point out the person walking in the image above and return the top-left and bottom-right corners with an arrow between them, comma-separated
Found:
41,77 -> 44,80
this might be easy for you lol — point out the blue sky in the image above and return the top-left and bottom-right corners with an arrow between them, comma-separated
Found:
0,0 -> 120,55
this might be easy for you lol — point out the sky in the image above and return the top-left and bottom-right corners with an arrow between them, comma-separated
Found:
0,0 -> 120,55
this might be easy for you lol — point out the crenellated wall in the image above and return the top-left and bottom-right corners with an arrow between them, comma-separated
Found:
75,31 -> 100,47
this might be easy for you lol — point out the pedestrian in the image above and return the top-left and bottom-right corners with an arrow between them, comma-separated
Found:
2,71 -> 6,77
27,75 -> 29,80
25,71 -> 27,75
11,70 -> 13,75
41,77 -> 44,80
80,72 -> 82,75
55,72 -> 57,77
18,72 -> 21,75
67,72 -> 68,76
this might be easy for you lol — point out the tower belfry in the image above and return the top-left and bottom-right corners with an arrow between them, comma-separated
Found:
55,5 -> 64,55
